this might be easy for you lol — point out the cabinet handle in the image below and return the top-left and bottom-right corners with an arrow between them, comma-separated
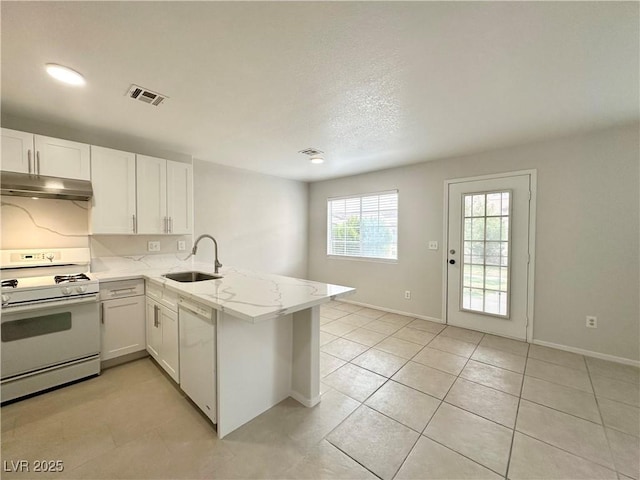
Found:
154,304 -> 159,327
110,287 -> 136,296
163,216 -> 167,234
27,150 -> 32,174
36,151 -> 41,175
133,214 -> 137,234
169,217 -> 173,233
100,302 -> 104,324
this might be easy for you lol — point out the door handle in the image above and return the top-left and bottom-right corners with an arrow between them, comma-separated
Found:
449,259 -> 456,265
36,151 -> 41,175
100,302 -> 104,324
28,150 -> 33,174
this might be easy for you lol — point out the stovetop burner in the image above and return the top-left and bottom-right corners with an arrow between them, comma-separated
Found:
54,274 -> 91,284
1,279 -> 18,288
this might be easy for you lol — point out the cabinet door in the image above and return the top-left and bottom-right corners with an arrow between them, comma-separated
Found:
1,128 -> 34,174
34,135 -> 90,180
146,297 -> 162,360
101,296 -> 146,361
136,155 -> 167,234
160,307 -> 180,383
90,146 -> 137,234
166,161 -> 193,235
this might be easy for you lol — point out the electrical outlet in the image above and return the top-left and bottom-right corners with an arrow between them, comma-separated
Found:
586,316 -> 597,328
147,241 -> 160,252
428,241 -> 438,250
404,290 -> 411,300
177,240 -> 186,251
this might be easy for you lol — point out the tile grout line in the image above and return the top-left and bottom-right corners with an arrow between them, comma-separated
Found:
504,342 -> 529,479
414,331 -> 516,479
325,304 -> 635,478
585,355 -> 620,475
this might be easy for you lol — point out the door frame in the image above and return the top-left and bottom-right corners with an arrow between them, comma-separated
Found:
442,170 -> 537,342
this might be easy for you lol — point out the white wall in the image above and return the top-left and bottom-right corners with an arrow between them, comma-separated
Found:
308,123 -> 640,362
193,160 -> 308,278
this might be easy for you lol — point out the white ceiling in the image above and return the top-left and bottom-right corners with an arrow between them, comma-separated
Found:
1,2 -> 638,182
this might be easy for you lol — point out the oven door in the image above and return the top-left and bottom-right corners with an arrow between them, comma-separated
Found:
1,295 -> 100,379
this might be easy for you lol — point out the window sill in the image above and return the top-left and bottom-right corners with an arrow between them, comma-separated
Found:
326,255 -> 398,265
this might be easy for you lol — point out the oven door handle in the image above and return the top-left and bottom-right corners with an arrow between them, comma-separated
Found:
2,295 -> 99,315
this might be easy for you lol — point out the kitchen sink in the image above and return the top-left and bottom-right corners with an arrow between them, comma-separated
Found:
162,271 -> 223,282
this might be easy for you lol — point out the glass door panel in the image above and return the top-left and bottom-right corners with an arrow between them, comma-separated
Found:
461,191 -> 511,317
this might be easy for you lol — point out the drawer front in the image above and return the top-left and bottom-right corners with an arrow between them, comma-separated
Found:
100,279 -> 144,301
146,281 -> 163,302
145,280 -> 177,312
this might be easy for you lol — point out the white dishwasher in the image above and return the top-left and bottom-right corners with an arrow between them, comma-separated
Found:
178,296 -> 217,424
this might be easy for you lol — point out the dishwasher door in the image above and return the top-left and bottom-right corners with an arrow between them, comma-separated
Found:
178,302 -> 216,424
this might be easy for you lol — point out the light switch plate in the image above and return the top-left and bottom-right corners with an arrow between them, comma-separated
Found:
428,241 -> 438,250
148,241 -> 160,252
177,240 -> 186,251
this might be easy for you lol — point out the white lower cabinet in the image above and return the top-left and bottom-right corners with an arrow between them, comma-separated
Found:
179,297 -> 216,424
145,281 -> 179,382
100,280 -> 146,362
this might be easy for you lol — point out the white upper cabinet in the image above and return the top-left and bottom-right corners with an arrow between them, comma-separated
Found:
166,160 -> 193,235
1,128 -> 33,174
136,155 -> 168,234
90,146 -> 137,234
34,135 -> 90,180
136,155 -> 192,235
0,129 -> 90,180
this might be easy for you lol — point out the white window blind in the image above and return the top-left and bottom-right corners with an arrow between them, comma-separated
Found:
327,190 -> 398,260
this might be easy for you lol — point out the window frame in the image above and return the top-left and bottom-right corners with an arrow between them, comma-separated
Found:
326,189 -> 399,262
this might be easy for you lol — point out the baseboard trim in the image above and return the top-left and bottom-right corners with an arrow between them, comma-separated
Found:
337,299 -> 443,324
336,300 -> 639,367
290,391 -> 320,408
533,339 -> 640,367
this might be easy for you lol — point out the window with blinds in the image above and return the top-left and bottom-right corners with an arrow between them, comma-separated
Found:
327,190 -> 398,260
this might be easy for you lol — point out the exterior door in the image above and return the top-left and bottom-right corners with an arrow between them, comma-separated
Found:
446,173 -> 534,340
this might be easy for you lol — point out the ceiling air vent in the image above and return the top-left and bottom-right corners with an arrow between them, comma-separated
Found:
126,84 -> 168,106
298,148 -> 324,156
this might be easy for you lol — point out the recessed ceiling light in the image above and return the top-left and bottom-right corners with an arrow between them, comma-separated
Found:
45,63 -> 86,86
310,156 -> 325,164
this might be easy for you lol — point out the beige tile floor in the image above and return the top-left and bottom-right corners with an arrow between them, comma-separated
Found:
2,300 -> 639,479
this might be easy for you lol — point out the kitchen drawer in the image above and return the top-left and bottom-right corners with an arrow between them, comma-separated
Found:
99,279 -> 144,301
145,280 -> 178,311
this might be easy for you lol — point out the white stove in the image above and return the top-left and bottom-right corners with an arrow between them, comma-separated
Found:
2,272 -> 99,307
1,248 -> 101,402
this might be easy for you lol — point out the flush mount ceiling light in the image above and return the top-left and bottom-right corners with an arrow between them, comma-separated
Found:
299,147 -> 325,165
45,63 -> 86,86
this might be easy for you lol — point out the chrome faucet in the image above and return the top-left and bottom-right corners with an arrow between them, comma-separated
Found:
192,234 -> 222,274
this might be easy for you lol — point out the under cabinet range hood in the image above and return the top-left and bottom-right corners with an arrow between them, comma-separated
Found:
1,172 -> 93,201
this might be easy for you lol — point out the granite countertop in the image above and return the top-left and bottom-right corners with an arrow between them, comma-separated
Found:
94,263 -> 355,323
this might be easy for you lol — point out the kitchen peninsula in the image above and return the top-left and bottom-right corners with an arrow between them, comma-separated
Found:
96,265 -> 355,438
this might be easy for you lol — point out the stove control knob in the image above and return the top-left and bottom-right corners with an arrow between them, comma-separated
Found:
75,285 -> 88,294
61,287 -> 73,295
2,294 -> 10,304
